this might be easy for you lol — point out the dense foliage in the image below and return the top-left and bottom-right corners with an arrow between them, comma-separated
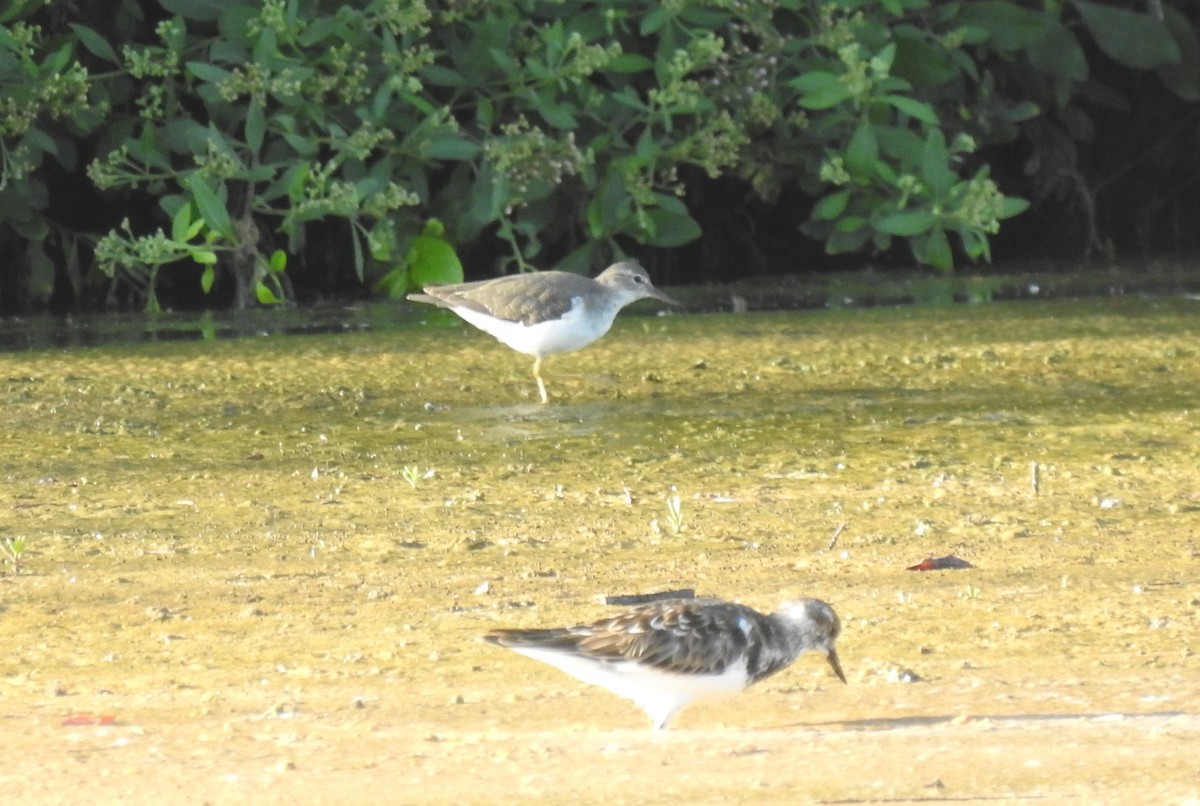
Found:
1,0 -> 1197,312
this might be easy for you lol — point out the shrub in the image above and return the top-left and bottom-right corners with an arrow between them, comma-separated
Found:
1,0 -> 1197,312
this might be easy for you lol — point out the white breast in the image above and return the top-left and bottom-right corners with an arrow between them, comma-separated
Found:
453,297 -> 618,358
511,645 -> 750,727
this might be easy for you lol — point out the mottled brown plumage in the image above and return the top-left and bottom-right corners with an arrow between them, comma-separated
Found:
483,597 -> 846,728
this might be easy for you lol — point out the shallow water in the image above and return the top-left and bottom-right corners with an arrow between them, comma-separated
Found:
1,297 -> 1198,802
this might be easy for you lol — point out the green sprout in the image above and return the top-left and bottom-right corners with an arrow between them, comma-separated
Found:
2,536 -> 27,575
401,466 -> 423,488
665,495 -> 684,534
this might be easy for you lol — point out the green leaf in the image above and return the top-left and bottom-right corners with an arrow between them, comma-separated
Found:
641,6 -> 672,35
526,58 -> 552,82
882,94 -> 939,125
160,0 -> 227,21
210,38 -> 249,66
279,125 -> 319,156
216,4 -> 258,45
527,92 -> 578,129
998,197 -> 1030,218
641,208 -> 702,247
473,96 -> 494,129
957,1 -> 1050,52
0,3 -> 28,22
488,48 -> 517,73
191,249 -> 218,265
875,43 -> 897,72
42,41 -> 72,73
1028,19 -> 1088,82
159,119 -> 202,156
845,123 -> 879,176
1000,100 -> 1040,123
422,65 -> 467,87
651,192 -> 689,216
184,175 -> 234,240
424,135 -> 482,160
893,30 -> 960,87
813,189 -> 851,221
351,221 -> 364,282
920,130 -> 955,196
587,168 -> 631,238
679,7 -> 730,27
373,265 -> 410,299
1156,6 -> 1200,101
245,98 -> 265,154
171,201 -> 193,242
556,242 -> 599,275
609,86 -> 650,112
826,226 -> 872,254
407,221 -> 464,289
159,0 -> 231,20
957,226 -> 990,260
875,210 -> 937,236
269,249 -> 287,272
69,24 -> 119,63
836,215 -> 867,233
918,226 -> 953,272
255,281 -> 280,305
791,70 -> 854,109
366,219 -> 396,261
200,265 -> 215,293
26,242 -> 54,298
956,25 -> 991,46
1074,0 -> 1179,69
634,127 -> 657,159
186,61 -> 233,84
875,125 -> 925,163
254,26 -> 279,64
608,53 -> 653,73
183,217 -> 205,241
464,164 -> 508,229
10,215 -> 49,242
585,196 -> 605,240
22,127 -> 57,157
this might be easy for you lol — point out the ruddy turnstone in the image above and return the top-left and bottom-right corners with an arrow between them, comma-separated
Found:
407,262 -> 679,403
482,597 -> 846,729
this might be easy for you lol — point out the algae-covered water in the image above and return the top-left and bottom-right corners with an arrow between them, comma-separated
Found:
1,297 -> 1197,804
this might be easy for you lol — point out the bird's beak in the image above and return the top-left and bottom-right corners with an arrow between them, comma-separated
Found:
826,647 -> 847,684
650,287 -> 682,306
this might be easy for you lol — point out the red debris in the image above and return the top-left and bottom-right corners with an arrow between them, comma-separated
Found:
907,555 -> 974,571
62,714 -> 116,726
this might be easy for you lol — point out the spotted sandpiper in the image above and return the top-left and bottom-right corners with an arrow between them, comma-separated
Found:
407,261 -> 679,403
482,596 -> 846,729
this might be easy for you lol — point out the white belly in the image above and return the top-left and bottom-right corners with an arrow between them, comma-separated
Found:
454,300 -> 615,358
513,646 -> 750,727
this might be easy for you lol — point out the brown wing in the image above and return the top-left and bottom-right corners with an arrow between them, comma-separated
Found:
573,599 -> 760,676
413,272 -> 596,325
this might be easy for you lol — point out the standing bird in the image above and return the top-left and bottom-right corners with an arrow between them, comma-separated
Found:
407,261 -> 679,403
482,597 -> 846,729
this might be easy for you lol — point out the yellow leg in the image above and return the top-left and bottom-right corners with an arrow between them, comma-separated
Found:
533,357 -> 549,404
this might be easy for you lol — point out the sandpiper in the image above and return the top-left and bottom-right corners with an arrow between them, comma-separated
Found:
482,596 -> 846,729
407,261 -> 679,403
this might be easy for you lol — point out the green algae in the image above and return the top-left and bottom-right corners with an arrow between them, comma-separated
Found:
0,297 -> 1197,802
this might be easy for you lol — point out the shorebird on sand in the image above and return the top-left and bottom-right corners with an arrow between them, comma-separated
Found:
482,596 -> 846,729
